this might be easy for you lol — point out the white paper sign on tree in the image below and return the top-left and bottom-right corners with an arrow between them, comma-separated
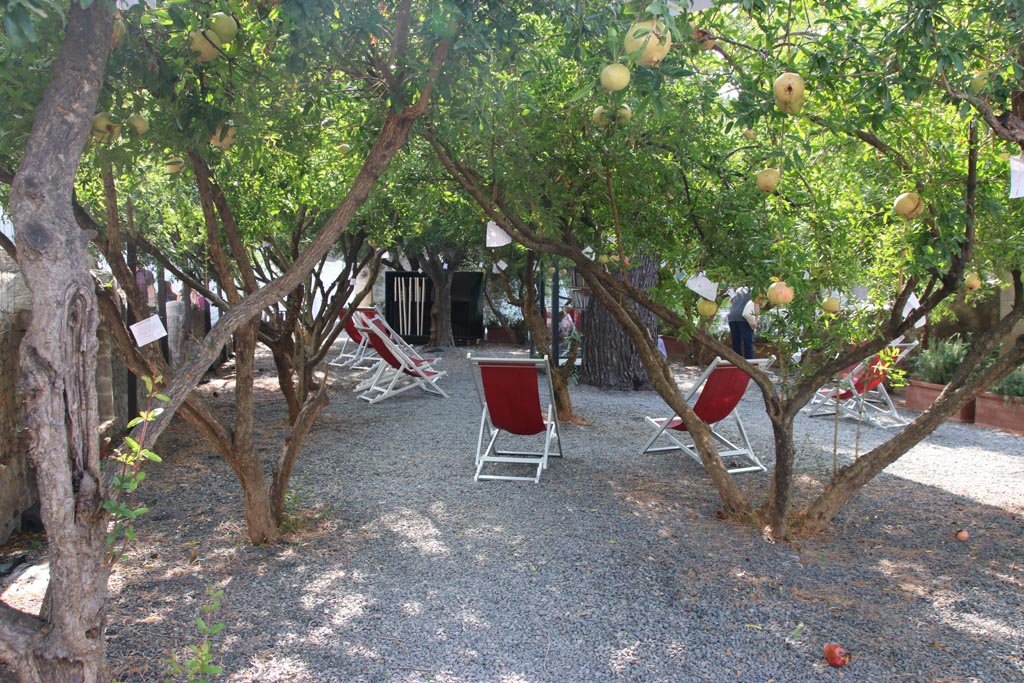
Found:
1010,155 -> 1024,199
485,221 -> 512,247
129,315 -> 167,347
685,273 -> 719,301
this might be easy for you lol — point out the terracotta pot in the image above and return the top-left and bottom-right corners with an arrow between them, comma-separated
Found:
905,379 -> 975,423
974,392 -> 1024,434
753,341 -> 781,364
660,335 -> 690,358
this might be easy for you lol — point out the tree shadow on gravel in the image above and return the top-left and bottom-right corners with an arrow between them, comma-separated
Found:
92,352 -> 1024,682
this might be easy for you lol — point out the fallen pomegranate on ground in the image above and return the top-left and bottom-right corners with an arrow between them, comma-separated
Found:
823,642 -> 852,667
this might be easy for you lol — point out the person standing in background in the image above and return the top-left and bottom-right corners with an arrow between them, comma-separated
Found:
133,262 -> 156,308
727,286 -> 760,359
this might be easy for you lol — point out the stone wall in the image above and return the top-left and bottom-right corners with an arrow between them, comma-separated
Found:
1,252 -> 34,543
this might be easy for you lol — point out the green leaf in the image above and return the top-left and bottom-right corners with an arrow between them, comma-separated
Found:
566,80 -> 594,104
141,449 -> 163,462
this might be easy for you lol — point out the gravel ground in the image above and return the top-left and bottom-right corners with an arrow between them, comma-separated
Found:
5,344 -> 1023,682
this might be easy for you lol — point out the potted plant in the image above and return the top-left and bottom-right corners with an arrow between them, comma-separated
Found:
974,365 -> 1024,434
905,336 -> 976,422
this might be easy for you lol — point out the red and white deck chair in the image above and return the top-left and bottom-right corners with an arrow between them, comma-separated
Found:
809,337 -> 918,429
469,355 -> 563,482
640,357 -> 771,475
329,308 -> 381,371
355,316 -> 448,404
351,310 -> 440,393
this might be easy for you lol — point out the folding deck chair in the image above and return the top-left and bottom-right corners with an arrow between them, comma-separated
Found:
469,355 -> 563,482
640,357 -> 770,474
328,308 -> 381,371
809,337 -> 918,429
355,316 -> 448,404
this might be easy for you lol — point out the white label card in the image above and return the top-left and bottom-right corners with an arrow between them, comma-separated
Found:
685,273 -> 719,301
485,220 -> 512,247
130,315 -> 167,347
1010,155 -> 1024,199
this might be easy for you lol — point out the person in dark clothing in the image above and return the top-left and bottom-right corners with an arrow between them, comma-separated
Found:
727,287 -> 761,359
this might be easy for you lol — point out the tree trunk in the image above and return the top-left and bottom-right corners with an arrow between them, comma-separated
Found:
520,254 -> 579,422
1,4 -> 115,681
270,378 -> 330,523
580,257 -> 658,390
229,319 -> 280,545
270,342 -> 301,423
429,278 -> 453,346
766,412 -> 794,539
421,248 -> 461,347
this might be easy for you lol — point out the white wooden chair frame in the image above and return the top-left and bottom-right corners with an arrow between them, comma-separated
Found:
355,318 -> 448,404
809,338 -> 918,429
469,355 -> 563,483
641,357 -> 771,475
328,313 -> 380,371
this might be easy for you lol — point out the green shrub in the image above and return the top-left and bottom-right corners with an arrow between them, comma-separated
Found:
991,365 -> 1024,398
911,336 -> 968,385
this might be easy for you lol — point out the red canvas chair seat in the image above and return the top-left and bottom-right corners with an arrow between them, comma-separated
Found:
353,315 -> 448,404
641,357 -> 770,475
810,337 -> 918,429
470,355 -> 563,482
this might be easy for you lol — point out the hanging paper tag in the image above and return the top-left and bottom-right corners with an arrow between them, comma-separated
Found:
492,259 -> 508,274
686,273 -> 719,301
485,221 -> 512,247
1010,155 -> 1024,199
582,246 -> 596,259
130,315 -> 167,347
674,271 -> 687,283
903,292 -> 926,328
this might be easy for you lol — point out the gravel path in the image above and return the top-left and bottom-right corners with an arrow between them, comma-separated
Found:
6,344 -> 1022,682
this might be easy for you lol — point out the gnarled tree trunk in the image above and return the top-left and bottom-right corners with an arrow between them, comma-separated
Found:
1,4 -> 114,681
421,246 -> 462,347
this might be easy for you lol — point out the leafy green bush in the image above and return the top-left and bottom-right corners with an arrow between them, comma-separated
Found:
911,336 -> 968,385
991,365 -> 1024,398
